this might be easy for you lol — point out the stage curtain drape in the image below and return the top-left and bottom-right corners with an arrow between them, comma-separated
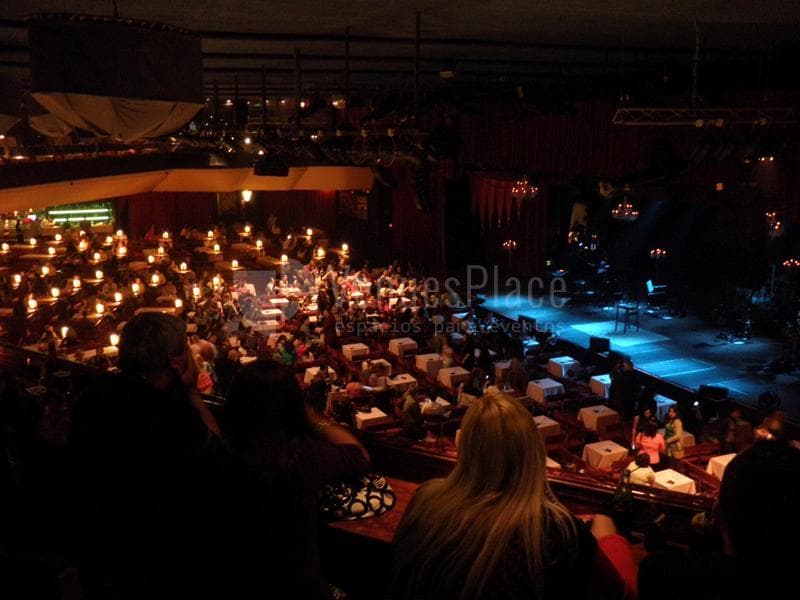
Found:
261,190 -> 338,236
122,191 -> 217,238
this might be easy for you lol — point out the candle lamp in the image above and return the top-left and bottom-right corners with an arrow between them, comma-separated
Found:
255,240 -> 263,250
341,243 -> 349,254
192,285 -> 201,299
1,242 -> 8,253
78,239 -> 88,252
95,270 -> 104,280
157,246 -> 165,256
114,292 -> 123,303
131,282 -> 140,295
231,259 -> 239,270
50,287 -> 60,299
61,326 -> 69,339
213,243 -> 221,254
92,251 -> 101,262
54,233 -> 62,243
104,235 -> 113,246
280,254 -> 288,264
72,276 -> 81,290
29,237 -> 37,247
306,228 -> 313,237
207,230 -> 214,240
41,266 -> 50,277
179,262 -> 188,272
47,246 -> 56,256
115,229 -> 124,239
109,333 -> 119,347
117,245 -> 127,258
27,297 -> 37,312
174,298 -> 183,309
147,255 -> 156,264
95,302 -> 105,315
162,231 -> 170,240
12,273 -> 22,286
150,274 -> 160,286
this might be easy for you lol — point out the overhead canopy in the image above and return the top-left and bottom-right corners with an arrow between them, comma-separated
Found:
27,14 -> 203,141
0,166 -> 374,212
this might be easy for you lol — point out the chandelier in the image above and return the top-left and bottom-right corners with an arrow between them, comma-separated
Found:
611,186 -> 639,222
511,177 -> 539,200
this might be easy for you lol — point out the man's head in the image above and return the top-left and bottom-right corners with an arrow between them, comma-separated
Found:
119,313 -> 187,381
718,441 -> 800,571
635,452 -> 651,468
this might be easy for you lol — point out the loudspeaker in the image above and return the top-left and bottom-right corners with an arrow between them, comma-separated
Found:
589,336 -> 611,353
699,385 -> 728,400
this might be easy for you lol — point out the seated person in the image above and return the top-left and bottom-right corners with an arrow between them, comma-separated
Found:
625,452 -> 655,486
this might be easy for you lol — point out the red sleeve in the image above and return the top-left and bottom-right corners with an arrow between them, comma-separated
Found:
589,534 -> 637,600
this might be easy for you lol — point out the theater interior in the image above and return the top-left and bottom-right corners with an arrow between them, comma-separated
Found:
1,2 -> 799,599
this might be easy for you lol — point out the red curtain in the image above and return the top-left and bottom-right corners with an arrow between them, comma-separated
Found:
123,191 -> 217,237
261,190 -> 338,234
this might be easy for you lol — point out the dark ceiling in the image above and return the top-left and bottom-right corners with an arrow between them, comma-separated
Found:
2,1 -> 800,109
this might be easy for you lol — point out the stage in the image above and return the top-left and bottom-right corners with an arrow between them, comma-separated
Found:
482,295 -> 800,421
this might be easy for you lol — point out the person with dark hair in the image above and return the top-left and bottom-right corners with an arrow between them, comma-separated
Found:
631,403 -> 660,444
624,452 -> 655,486
212,360 -> 370,599
663,406 -> 684,460
70,313 -> 220,599
633,421 -> 665,468
711,441 -> 800,598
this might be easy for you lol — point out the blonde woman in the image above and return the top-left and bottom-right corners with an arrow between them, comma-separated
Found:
392,393 -> 635,600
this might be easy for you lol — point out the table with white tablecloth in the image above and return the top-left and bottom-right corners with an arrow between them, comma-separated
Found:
415,353 -> 444,377
582,440 -> 629,470
526,378 -> 565,404
547,355 -> 580,378
590,374 -> 611,398
653,468 -> 697,494
437,366 -> 470,389
533,415 -> 562,439
388,337 -> 418,357
706,453 -> 737,480
657,428 -> 696,448
578,405 -> 620,433
387,373 -> 418,391
363,358 -> 392,375
342,343 -> 370,361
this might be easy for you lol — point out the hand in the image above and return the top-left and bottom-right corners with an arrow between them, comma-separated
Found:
589,514 -> 619,540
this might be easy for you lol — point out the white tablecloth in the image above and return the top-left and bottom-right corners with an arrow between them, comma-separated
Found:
658,428 -> 696,448
387,373 -> 417,391
342,343 -> 370,361
437,366 -> 470,389
548,355 -> 580,378
533,415 -> 562,439
526,378 -> 565,403
582,440 -> 629,470
415,353 -> 444,377
590,374 -> 611,398
362,358 -> 392,375
653,468 -> 697,494
254,320 -> 279,333
706,453 -> 737,480
354,407 -> 392,430
578,405 -> 620,433
388,337 -> 418,357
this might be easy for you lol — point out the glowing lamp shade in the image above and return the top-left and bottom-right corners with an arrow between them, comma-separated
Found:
147,255 -> 156,264
179,262 -> 188,272
13,273 -> 22,284
157,246 -> 165,255
231,259 -> 239,269
114,291 -> 123,303
95,302 -> 105,315
150,274 -> 160,285
109,333 -> 120,347
93,252 -> 101,261
48,246 -> 56,256
95,270 -> 104,280
116,229 -> 124,238
54,233 -> 62,242
162,231 -> 170,239
1,242 -> 8,252
29,237 -> 37,246
117,245 -> 127,257
341,243 -> 349,253
72,276 -> 81,290
241,189 -> 253,203
174,298 -> 183,309
105,235 -> 113,244
280,254 -> 288,263
244,225 -> 251,234
255,240 -> 263,250
213,243 -> 221,253
192,285 -> 201,298
50,287 -> 60,298
27,297 -> 38,311
316,247 -> 326,259
41,266 -> 50,276
61,326 -> 69,339
131,282 -> 140,295
207,230 -> 214,239
306,228 -> 313,237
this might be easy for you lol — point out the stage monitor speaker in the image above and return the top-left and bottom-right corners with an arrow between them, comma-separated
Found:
589,336 -> 611,353
699,385 -> 728,400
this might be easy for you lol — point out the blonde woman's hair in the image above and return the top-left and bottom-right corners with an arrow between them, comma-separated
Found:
393,393 -> 576,599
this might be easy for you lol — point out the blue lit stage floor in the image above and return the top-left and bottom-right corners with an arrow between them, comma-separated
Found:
483,295 -> 800,420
